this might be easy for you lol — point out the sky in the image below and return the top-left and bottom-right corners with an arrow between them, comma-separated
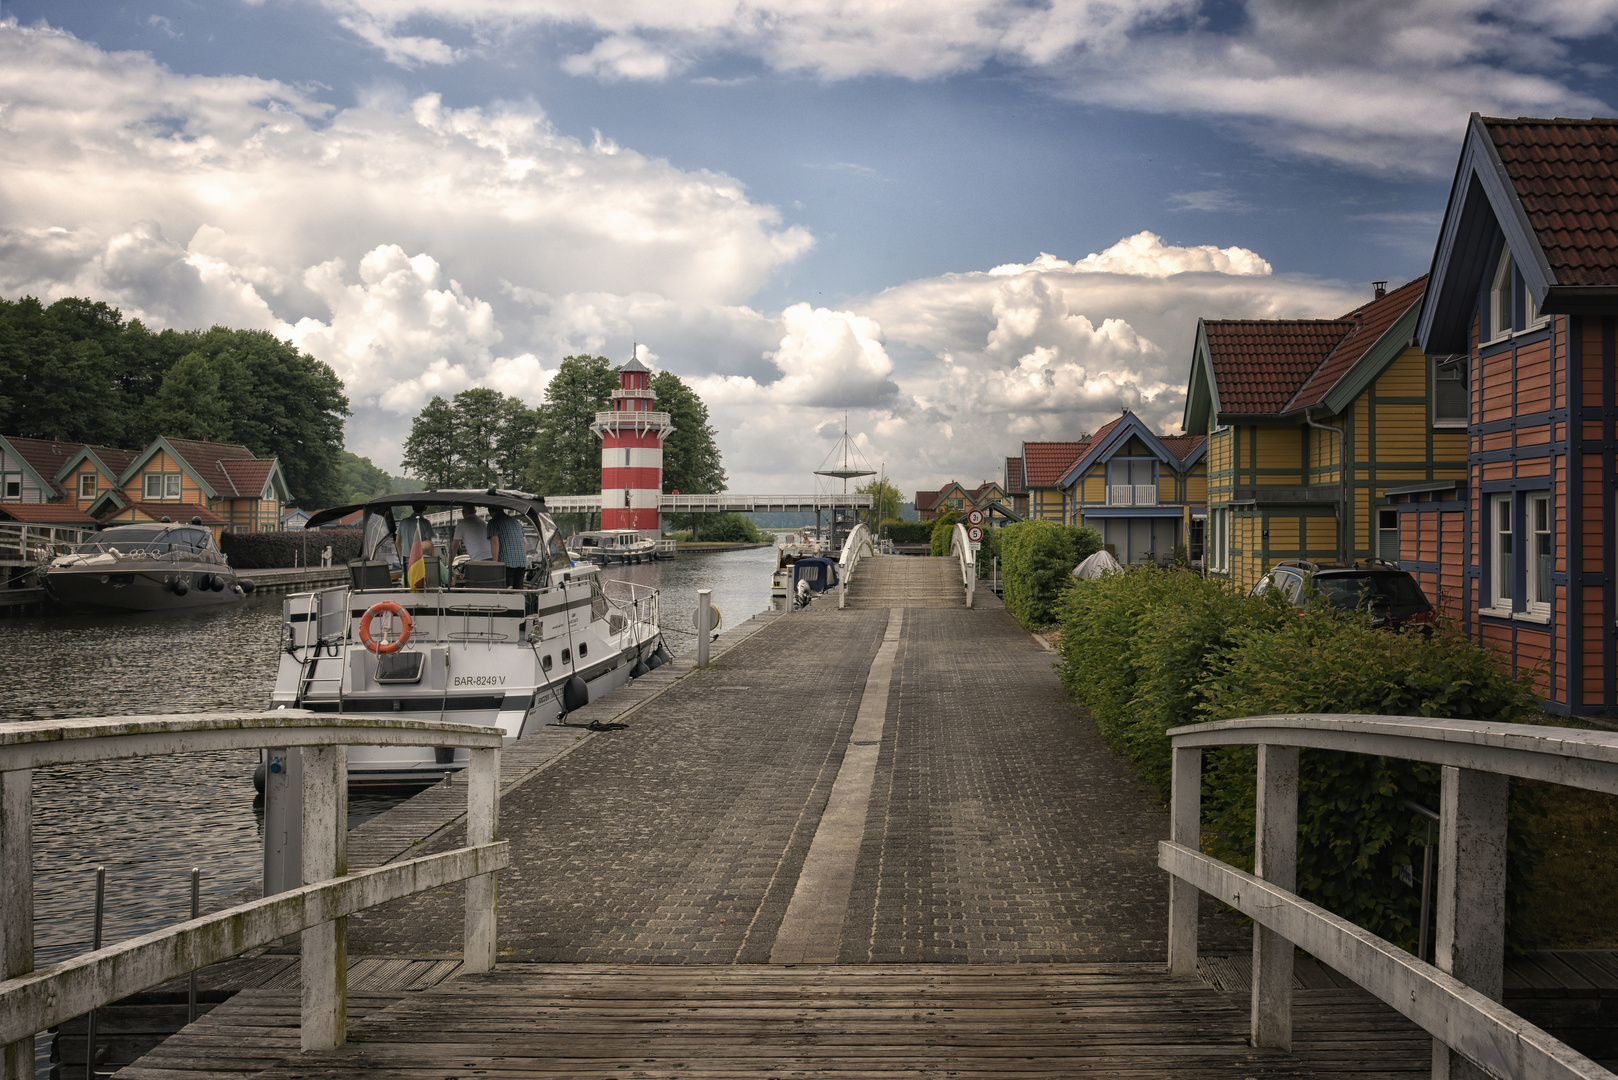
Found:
2,1 -> 1617,497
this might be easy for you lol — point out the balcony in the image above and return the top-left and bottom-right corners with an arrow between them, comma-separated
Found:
613,388 -> 656,400
1107,486 -> 1159,507
591,410 -> 673,437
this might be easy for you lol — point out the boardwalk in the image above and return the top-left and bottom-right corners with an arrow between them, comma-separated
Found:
120,558 -> 1432,1078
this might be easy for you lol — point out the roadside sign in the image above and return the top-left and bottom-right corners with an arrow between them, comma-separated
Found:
967,510 -> 984,526
967,525 -> 984,543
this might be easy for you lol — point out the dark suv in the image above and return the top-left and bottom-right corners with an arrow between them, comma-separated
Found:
1250,560 -> 1436,631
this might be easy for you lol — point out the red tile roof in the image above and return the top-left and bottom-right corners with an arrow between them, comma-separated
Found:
0,502 -> 98,524
915,489 -> 942,512
1004,457 -> 1026,495
1289,277 -> 1428,410
87,446 -> 140,477
1201,320 -> 1354,414
1159,434 -> 1207,462
161,438 -> 263,496
221,459 -> 276,498
1486,117 -> 1618,288
1022,441 -> 1089,486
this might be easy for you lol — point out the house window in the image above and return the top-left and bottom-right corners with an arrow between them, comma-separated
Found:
1527,494 -> 1553,614
1489,247 -> 1514,341
1378,509 -> 1399,563
1208,508 -> 1229,573
1189,516 -> 1206,566
79,473 -> 97,499
2,473 -> 19,500
144,473 -> 183,500
1490,494 -> 1514,610
1433,356 -> 1467,426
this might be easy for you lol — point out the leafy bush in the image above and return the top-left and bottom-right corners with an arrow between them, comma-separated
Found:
998,520 -> 1102,627
928,510 -> 960,555
694,513 -> 762,543
974,525 -> 1001,578
221,529 -> 362,569
882,519 -> 933,544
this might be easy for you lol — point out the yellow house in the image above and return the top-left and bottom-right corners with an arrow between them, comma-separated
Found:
87,436 -> 289,539
1055,411 -> 1208,566
1183,276 -> 1467,590
1020,440 -> 1091,522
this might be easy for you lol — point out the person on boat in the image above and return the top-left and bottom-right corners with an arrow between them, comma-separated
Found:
452,504 -> 493,561
487,504 -> 527,588
398,504 -> 445,590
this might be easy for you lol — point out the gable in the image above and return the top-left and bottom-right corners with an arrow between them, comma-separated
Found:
1059,412 -> 1182,488
1290,278 -> 1427,415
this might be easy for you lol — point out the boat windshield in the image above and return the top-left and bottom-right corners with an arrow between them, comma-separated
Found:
77,526 -> 213,555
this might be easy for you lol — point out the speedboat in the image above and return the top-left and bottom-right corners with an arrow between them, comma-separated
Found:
265,490 -> 669,789
568,529 -> 659,565
42,522 -> 250,611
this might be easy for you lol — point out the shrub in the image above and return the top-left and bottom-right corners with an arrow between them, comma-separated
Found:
221,529 -> 363,569
695,513 -> 761,543
882,519 -> 933,544
928,510 -> 960,555
999,520 -> 1102,627
974,525 -> 1000,578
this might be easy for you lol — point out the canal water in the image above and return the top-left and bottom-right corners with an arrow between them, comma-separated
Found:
5,545 -> 777,973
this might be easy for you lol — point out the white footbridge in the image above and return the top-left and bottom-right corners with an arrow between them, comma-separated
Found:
541,493 -> 871,513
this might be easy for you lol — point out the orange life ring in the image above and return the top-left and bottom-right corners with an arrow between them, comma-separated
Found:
359,600 -> 412,654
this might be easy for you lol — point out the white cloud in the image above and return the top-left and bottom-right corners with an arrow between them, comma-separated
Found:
312,0 -> 1616,174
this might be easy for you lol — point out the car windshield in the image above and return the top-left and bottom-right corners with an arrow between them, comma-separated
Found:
1315,573 -> 1427,608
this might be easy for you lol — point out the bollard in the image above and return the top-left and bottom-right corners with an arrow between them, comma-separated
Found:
696,588 -> 711,668
188,869 -> 200,1025
87,866 -> 105,1080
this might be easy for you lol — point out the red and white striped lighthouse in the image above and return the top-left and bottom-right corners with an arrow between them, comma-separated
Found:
591,356 -> 674,532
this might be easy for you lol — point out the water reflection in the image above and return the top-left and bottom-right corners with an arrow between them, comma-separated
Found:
6,545 -> 778,968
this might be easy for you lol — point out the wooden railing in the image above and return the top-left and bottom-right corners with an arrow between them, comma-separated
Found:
0,521 -> 96,563
1161,713 -> 1618,1080
0,712 -> 509,1080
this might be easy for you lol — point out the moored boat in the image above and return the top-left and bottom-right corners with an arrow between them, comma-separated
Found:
266,490 -> 668,789
568,529 -> 659,564
42,522 -> 250,612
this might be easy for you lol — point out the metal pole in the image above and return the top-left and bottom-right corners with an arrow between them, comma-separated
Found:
188,869 -> 200,1025
87,866 -> 104,1080
696,589 -> 711,669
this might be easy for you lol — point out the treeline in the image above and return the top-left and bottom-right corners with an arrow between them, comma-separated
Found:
401,356 -> 726,515
0,295 -> 350,507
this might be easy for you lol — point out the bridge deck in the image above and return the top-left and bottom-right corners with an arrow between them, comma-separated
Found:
122,580 -> 1435,1077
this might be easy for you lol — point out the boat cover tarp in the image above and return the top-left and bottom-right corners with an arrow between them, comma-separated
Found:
1072,550 -> 1123,580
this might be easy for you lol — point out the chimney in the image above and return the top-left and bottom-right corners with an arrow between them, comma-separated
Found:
1373,281 -> 1388,300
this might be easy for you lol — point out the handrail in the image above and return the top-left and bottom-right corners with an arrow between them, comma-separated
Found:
0,521 -> 96,562
1161,712 -> 1618,1080
0,712 -> 508,1077
836,522 -> 874,609
949,522 -> 975,608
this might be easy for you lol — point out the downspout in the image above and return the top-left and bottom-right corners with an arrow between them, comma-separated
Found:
1304,407 -> 1347,563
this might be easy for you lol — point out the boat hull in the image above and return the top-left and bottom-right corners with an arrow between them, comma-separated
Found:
43,564 -> 244,612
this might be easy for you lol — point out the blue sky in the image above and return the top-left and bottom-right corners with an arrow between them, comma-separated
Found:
2,0 -> 1615,493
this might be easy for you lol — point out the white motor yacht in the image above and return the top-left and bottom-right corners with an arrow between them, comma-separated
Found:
264,490 -> 669,789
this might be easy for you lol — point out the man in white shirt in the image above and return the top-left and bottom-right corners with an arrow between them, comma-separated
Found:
453,505 -> 493,561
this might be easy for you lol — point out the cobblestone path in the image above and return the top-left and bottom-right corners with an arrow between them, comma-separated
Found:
345,598 -> 1247,963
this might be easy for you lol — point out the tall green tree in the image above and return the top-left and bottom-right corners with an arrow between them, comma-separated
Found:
400,388 -> 538,491
401,396 -> 459,489
858,478 -> 902,524
525,355 -> 617,497
652,371 -> 726,495
147,352 -> 231,441
336,451 -> 399,503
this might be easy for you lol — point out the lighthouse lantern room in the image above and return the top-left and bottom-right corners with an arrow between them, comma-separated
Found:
591,356 -> 674,532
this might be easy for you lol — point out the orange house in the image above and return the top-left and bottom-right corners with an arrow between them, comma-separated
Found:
88,437 -> 288,539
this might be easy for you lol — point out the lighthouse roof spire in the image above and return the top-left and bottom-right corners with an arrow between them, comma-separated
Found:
619,356 -> 652,374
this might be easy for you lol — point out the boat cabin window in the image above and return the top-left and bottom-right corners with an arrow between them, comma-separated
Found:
82,525 -> 169,553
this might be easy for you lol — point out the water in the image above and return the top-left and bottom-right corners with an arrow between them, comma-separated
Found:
4,546 -> 777,970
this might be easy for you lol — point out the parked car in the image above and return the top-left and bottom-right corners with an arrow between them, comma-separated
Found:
1250,560 -> 1437,632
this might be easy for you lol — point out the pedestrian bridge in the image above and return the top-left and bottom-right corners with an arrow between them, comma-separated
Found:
541,492 -> 871,513
5,558 -> 1617,1080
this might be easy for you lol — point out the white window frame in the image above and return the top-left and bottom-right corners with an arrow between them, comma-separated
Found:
1489,247 -> 1514,342
144,472 -> 183,500
1377,508 -> 1400,564
79,472 -> 97,499
1208,508 -> 1230,573
1,472 -> 20,501
1526,493 -> 1553,615
1489,493 -> 1514,613
1433,355 -> 1468,428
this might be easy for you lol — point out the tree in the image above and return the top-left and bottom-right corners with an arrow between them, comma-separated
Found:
525,355 -> 617,497
652,371 -> 725,495
147,352 -> 230,441
336,451 -> 399,503
402,397 -> 459,489
857,478 -> 902,525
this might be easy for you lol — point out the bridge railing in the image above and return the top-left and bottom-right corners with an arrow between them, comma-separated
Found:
0,712 -> 509,1079
949,523 -> 975,608
1161,713 -> 1618,1080
836,523 -> 874,609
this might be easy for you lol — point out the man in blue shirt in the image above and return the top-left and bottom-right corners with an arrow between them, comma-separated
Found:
487,506 -> 528,588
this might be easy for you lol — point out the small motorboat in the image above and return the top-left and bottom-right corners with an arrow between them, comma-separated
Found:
42,522 -> 249,612
569,529 -> 659,564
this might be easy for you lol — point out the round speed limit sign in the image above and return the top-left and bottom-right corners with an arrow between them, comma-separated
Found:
967,525 -> 984,543
967,509 -> 984,526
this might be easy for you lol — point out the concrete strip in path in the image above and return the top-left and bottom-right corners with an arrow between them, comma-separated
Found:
770,609 -> 903,964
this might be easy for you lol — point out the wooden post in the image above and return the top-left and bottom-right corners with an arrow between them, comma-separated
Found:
464,747 -> 500,973
1251,743 -> 1298,1050
696,589 -> 712,668
299,745 -> 347,1052
1167,746 -> 1201,976
1,769 -> 32,1080
1432,766 -> 1507,1080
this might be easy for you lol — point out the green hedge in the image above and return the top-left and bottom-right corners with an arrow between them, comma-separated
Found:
1058,570 -> 1543,949
928,510 -> 960,555
998,520 -> 1101,627
221,529 -> 363,569
881,519 -> 933,543
697,513 -> 762,542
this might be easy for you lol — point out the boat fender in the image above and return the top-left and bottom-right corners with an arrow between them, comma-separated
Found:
630,660 -> 650,679
359,600 -> 413,654
240,578 -> 256,594
562,675 -> 589,713
172,577 -> 189,596
210,574 -> 225,592
252,762 -> 265,794
197,573 -> 213,592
